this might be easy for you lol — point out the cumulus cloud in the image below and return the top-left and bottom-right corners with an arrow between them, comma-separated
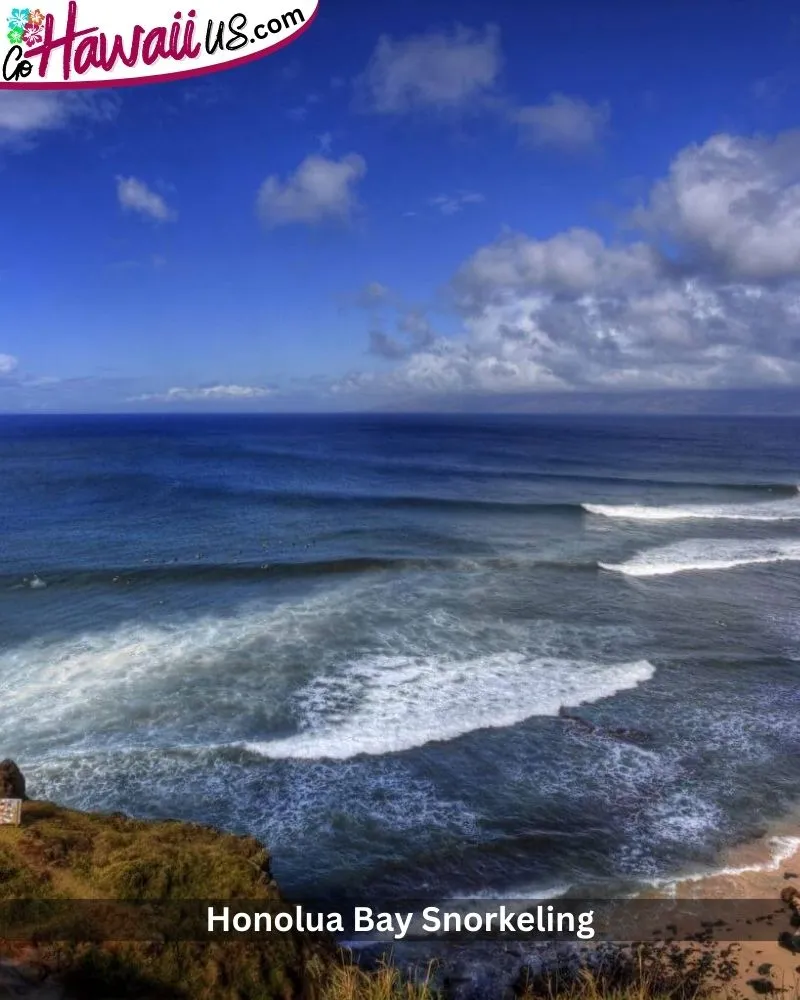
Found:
637,131 -> 800,281
116,177 -> 176,222
257,153 -> 366,227
335,128 -> 800,400
134,384 -> 275,403
454,229 -> 657,304
513,93 -> 610,151
0,353 -> 18,375
355,26 -> 610,162
357,25 -> 501,114
0,91 -> 118,148
369,310 -> 436,360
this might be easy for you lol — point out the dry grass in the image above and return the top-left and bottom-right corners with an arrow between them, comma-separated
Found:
321,956 -> 437,1000
515,942 -> 742,1000
315,939 -> 747,1000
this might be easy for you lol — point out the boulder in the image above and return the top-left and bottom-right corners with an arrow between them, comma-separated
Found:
0,760 -> 26,800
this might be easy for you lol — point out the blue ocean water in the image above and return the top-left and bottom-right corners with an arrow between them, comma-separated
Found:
1,413 -> 799,899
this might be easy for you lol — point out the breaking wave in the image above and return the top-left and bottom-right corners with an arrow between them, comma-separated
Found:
244,655 -> 655,760
599,539 -> 800,577
583,494 -> 800,522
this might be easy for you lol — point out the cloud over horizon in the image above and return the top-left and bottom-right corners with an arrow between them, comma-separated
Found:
132,384 -> 276,403
335,129 -> 800,401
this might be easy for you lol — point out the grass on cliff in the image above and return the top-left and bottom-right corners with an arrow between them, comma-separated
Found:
0,800 -> 279,901
0,800 -> 332,998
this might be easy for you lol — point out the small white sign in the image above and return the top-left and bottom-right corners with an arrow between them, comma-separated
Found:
0,799 -> 22,825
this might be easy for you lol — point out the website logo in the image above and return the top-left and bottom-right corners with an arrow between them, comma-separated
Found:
1,0 -> 318,88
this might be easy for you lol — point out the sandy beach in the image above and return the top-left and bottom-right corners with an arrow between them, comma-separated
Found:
638,818 -> 800,997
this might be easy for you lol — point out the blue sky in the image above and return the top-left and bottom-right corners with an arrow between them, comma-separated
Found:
2,0 -> 800,411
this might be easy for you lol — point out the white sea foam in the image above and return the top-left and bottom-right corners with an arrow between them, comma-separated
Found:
0,581 -> 365,736
449,881 -> 572,901
583,497 -> 800,521
244,655 -> 655,760
650,836 -> 800,897
599,538 -> 800,577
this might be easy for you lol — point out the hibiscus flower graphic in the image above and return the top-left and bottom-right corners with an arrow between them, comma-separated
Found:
7,7 -> 30,30
7,25 -> 23,44
23,21 -> 41,44
27,6 -> 44,25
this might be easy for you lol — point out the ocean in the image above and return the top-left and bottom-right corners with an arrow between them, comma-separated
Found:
1,413 -> 799,901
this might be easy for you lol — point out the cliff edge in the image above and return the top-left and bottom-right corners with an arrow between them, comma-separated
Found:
0,790 -> 336,999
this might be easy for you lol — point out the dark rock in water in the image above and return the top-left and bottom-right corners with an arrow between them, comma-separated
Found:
0,759 -> 26,799
558,709 -> 598,734
557,709 -> 653,747
780,885 -> 799,905
606,726 -> 653,746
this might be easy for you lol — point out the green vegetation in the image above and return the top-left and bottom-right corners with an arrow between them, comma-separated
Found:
0,800 -> 333,998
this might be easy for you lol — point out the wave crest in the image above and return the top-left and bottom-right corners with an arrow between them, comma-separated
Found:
583,496 -> 800,522
599,539 -> 800,577
244,655 -> 655,760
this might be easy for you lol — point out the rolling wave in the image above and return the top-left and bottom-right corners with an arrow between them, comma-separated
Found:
243,655 -> 655,760
2,557 -> 438,590
1,555 -> 603,591
177,485 -> 579,516
599,539 -> 800,577
583,492 -> 800,522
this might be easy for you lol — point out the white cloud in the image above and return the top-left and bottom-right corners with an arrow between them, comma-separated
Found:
357,24 -> 501,114
513,93 -> 610,151
334,128 -> 800,400
455,229 -> 657,303
638,131 -> 800,281
0,91 -> 118,148
429,191 -> 484,215
0,353 -> 18,375
257,153 -> 366,227
116,177 -> 176,222
134,384 -> 275,403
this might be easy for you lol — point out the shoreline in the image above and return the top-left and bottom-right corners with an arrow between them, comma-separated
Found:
353,819 -> 800,998
636,818 -> 800,996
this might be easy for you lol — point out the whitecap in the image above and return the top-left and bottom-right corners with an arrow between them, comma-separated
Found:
583,498 -> 800,522
599,538 -> 800,577
244,655 -> 655,759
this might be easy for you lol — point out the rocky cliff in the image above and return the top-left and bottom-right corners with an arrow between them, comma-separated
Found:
0,770 -> 337,999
